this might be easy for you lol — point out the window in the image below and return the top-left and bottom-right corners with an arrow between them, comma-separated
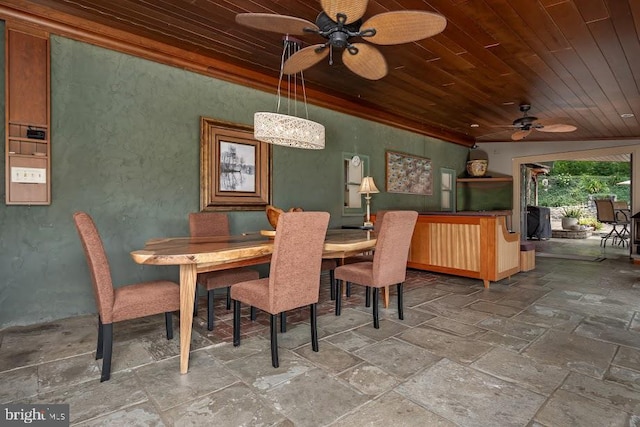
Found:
343,153 -> 369,216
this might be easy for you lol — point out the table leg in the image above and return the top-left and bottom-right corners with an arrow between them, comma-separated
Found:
179,264 -> 197,374
383,286 -> 389,308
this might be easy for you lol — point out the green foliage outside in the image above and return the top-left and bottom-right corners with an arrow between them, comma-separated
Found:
538,160 -> 630,207
579,216 -> 604,230
561,207 -> 583,218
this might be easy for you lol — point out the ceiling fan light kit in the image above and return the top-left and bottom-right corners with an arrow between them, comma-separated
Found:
236,0 -> 447,80
253,36 -> 325,150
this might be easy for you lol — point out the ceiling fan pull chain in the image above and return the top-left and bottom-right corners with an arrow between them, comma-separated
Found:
329,45 -> 333,65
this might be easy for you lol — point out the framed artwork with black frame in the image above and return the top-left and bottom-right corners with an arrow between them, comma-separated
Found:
200,117 -> 271,211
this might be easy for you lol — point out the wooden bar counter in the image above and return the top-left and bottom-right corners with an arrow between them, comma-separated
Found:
406,211 -> 520,288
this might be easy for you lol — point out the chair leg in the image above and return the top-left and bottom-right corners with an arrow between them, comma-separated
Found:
397,283 -> 404,320
310,303 -> 319,352
373,288 -> 380,329
233,300 -> 241,347
329,269 -> 336,300
193,288 -> 199,317
270,314 -> 279,368
280,312 -> 287,333
165,312 -> 173,340
250,306 -> 257,321
335,280 -> 343,316
96,316 -> 104,360
100,323 -> 113,382
226,287 -> 231,310
346,281 -> 352,297
383,286 -> 390,309
365,286 -> 371,307
601,228 -> 615,247
207,290 -> 215,331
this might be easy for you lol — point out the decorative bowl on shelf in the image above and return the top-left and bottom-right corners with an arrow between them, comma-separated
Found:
466,160 -> 488,177
266,205 -> 304,230
266,205 -> 284,230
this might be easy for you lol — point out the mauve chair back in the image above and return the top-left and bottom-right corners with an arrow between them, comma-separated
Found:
372,211 -> 418,286
73,212 -> 115,323
189,212 -> 229,237
268,211 -> 330,313
373,210 -> 388,234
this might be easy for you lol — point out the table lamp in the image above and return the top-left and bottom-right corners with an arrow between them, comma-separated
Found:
358,176 -> 380,227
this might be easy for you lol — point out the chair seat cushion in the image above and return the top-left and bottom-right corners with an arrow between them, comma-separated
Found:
200,267 -> 260,290
112,280 -> 180,323
230,278 -> 271,313
334,262 -> 377,287
343,254 -> 373,264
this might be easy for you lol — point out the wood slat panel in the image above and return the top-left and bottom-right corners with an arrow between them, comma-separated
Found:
2,0 -> 637,144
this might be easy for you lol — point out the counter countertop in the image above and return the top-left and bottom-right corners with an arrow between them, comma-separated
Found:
417,210 -> 512,217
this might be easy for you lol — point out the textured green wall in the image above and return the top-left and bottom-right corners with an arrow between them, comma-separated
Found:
0,28 -> 468,327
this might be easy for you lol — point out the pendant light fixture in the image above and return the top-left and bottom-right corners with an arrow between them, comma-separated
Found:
254,36 -> 325,150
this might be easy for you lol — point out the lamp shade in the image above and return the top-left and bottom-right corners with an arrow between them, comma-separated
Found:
358,176 -> 380,194
254,112 -> 325,150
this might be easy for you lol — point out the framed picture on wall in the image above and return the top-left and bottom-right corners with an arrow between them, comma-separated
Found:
385,151 -> 432,195
200,117 -> 271,211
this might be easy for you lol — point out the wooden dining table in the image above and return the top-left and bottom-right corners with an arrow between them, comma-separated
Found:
130,229 -> 376,374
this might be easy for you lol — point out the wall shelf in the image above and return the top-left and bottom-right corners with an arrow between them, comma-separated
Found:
457,177 -> 513,183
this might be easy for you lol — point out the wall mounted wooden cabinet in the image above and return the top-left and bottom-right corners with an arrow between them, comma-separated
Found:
5,25 -> 51,205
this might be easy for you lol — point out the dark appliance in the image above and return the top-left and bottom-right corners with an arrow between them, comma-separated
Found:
526,206 -> 552,240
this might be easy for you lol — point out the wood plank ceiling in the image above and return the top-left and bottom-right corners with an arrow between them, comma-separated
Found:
1,0 -> 639,146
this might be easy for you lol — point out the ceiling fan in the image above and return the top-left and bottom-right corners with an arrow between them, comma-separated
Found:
235,0 -> 447,80
506,104 -> 577,141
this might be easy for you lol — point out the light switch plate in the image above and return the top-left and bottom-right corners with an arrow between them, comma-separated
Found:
11,167 -> 47,184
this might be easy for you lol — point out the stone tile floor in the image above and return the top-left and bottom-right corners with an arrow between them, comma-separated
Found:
1,237 -> 640,426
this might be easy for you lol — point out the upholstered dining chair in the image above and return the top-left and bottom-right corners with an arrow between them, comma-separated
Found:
231,211 -> 330,368
343,210 -> 388,305
275,254 -> 336,334
334,210 -> 418,329
73,212 -> 180,382
189,212 -> 260,331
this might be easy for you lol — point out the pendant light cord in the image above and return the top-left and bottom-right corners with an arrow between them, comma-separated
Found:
275,38 -> 310,120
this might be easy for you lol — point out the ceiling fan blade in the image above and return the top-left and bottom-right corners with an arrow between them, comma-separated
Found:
282,44 -> 329,74
362,11 -> 447,45
342,43 -> 388,80
536,123 -> 577,133
235,13 -> 318,35
320,0 -> 368,24
512,129 -> 531,141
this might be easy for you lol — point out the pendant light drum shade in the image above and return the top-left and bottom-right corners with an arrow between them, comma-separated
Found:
254,112 -> 325,149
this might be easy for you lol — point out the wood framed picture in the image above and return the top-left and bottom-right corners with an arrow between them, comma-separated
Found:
200,117 -> 271,211
385,150 -> 432,195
